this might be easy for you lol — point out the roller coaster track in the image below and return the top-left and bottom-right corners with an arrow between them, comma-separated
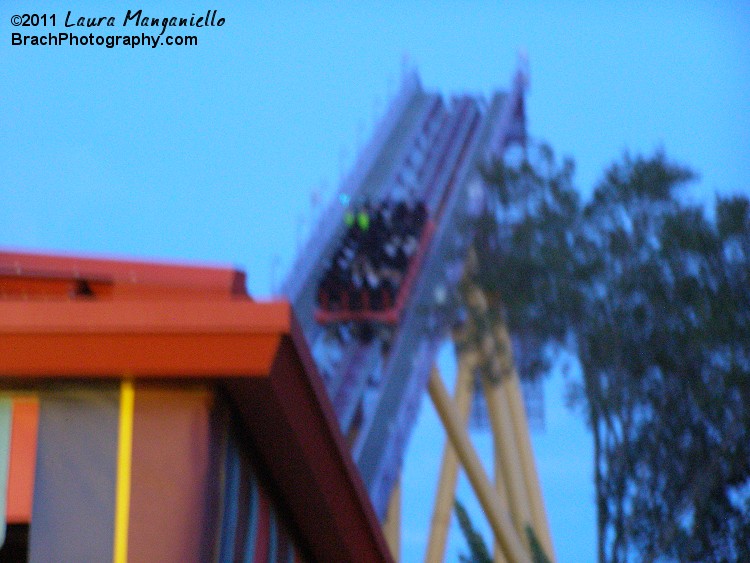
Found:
282,61 -> 553,562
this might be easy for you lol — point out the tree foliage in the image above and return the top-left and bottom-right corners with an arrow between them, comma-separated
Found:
474,145 -> 750,561
455,499 -> 492,563
454,499 -> 553,563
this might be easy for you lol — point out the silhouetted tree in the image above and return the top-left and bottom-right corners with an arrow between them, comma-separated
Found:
473,145 -> 750,561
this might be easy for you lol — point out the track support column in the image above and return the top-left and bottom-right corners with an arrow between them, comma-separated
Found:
494,323 -> 555,561
428,366 -> 531,563
425,351 -> 478,563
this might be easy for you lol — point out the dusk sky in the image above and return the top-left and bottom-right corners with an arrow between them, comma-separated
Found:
2,2 -> 748,560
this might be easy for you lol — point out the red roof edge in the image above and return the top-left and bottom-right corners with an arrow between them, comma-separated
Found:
0,251 -> 392,562
225,309 -> 393,563
0,249 -> 249,298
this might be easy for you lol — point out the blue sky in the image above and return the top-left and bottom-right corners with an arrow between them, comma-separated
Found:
2,1 -> 749,560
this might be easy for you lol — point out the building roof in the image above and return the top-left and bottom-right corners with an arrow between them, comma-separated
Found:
0,250 -> 392,563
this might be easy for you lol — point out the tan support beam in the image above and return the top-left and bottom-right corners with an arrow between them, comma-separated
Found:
425,351 -> 478,563
466,283 -> 532,543
464,275 -> 555,561
495,323 -> 556,562
384,477 -> 401,561
491,437 -> 510,563
482,376 -> 532,545
428,367 -> 531,563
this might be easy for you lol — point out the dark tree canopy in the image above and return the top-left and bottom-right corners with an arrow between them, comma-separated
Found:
472,144 -> 750,561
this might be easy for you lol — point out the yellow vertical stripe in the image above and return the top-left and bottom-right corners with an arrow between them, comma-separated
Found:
113,379 -> 135,563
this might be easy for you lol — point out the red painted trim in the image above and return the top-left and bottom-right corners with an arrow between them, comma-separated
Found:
253,489 -> 270,563
5,397 -> 38,524
227,332 -> 392,562
0,301 -> 288,377
0,300 -> 290,333
393,221 -> 436,312
288,311 -> 389,556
